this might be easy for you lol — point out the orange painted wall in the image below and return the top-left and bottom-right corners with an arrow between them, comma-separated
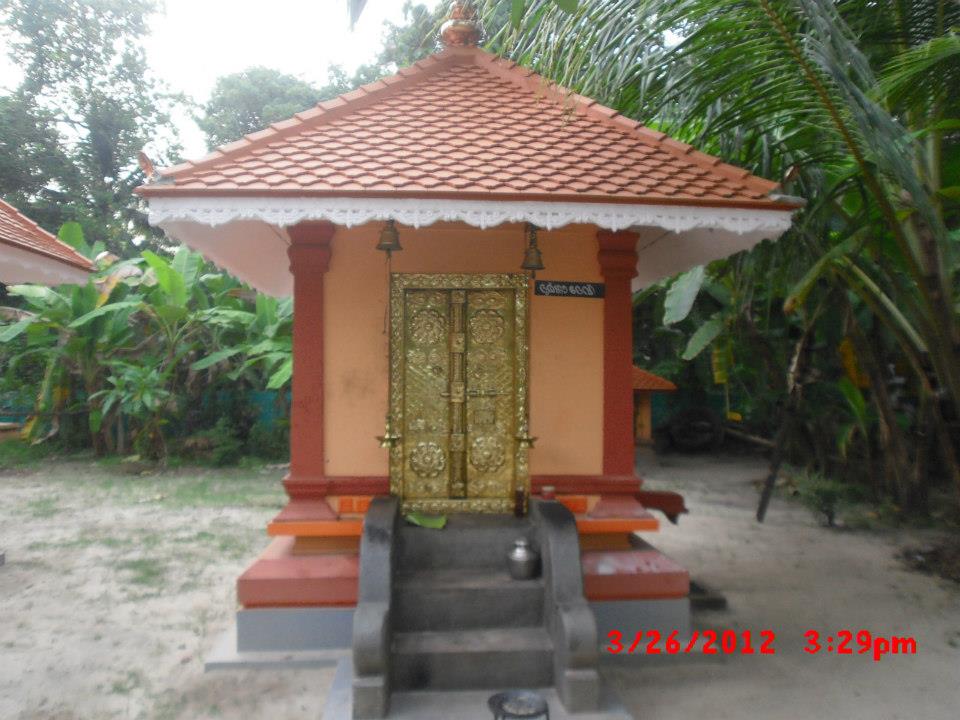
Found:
323,221 -> 604,477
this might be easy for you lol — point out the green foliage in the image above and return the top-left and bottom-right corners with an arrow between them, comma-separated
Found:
181,418 -> 243,467
791,469 -> 865,527
506,0 -> 577,27
682,316 -> 724,361
91,361 -> 172,459
198,68 -> 323,147
0,438 -> 60,469
201,3 -> 446,152
0,223 -> 292,463
0,3 -> 449,465
405,512 -> 447,529
246,420 -> 290,462
663,266 -> 706,325
117,557 -> 165,586
0,94 -> 66,202
487,0 -> 960,513
0,0 -> 182,254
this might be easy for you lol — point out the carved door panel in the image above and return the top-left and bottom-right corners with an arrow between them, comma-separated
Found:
390,274 -> 529,514
464,289 -> 516,499
400,290 -> 451,500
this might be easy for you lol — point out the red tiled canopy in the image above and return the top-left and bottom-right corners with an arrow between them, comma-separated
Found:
139,46 -> 792,211
137,45 -> 800,297
632,367 -> 677,392
0,199 -> 93,284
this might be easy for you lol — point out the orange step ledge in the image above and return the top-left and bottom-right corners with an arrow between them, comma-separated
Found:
267,520 -> 364,537
575,517 -> 659,534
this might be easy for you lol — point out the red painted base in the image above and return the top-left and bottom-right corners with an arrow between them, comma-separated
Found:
635,490 -> 688,523
582,540 -> 689,601
238,498 -> 689,609
237,537 -> 358,608
237,540 -> 689,607
281,473 -> 646,500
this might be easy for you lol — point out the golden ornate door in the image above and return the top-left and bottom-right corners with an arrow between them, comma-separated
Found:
389,273 -> 529,513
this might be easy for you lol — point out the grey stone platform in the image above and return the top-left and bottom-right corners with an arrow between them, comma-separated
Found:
323,658 -> 632,720
205,607 -> 354,670
593,598 -> 691,640
205,596 -> 690,671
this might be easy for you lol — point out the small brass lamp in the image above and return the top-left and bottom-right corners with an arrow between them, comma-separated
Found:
376,219 -> 402,258
521,223 -> 545,277
377,414 -> 402,449
516,416 -> 537,449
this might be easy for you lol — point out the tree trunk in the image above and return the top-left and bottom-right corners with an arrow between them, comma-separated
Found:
847,319 -> 913,506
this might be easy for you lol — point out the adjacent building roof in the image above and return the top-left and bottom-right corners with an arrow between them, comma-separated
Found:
632,367 -> 677,392
0,199 -> 93,285
140,46 -> 792,212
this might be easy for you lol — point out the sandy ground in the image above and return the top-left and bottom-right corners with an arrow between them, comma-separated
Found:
1,452 -> 958,719
622,449 -> 960,720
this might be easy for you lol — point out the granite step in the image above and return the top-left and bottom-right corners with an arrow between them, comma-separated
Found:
397,514 -> 534,569
391,627 -> 554,691
394,567 -> 544,631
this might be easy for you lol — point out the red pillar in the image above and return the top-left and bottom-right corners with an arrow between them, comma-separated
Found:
597,229 -> 639,478
284,221 -> 334,499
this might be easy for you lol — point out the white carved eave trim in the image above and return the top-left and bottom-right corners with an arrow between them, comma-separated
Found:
146,196 -> 796,235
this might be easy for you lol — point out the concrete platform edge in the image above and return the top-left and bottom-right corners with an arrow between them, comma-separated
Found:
204,626 -> 347,671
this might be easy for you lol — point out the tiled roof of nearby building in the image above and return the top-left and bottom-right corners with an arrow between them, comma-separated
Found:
139,46 -> 795,211
632,367 -> 677,392
0,200 -> 93,273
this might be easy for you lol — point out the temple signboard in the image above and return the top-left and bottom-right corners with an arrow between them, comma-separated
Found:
533,280 -> 605,298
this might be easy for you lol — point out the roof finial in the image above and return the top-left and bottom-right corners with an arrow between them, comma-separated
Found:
440,1 -> 481,48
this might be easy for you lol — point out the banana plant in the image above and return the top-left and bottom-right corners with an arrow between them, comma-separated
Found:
190,290 -> 293,392
90,360 -> 173,458
0,229 -> 292,459
0,223 -> 137,449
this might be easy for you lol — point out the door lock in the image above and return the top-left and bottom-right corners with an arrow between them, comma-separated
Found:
467,388 -> 504,397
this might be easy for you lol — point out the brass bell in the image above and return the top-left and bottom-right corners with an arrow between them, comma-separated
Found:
521,223 -> 545,276
376,219 -> 402,258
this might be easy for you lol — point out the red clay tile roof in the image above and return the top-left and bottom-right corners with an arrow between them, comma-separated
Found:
633,367 -> 677,392
138,47 -> 795,211
0,199 -> 93,273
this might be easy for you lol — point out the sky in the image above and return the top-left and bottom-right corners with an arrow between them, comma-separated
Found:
0,0 -> 442,158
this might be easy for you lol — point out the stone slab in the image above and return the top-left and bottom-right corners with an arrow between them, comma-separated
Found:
205,626 -> 346,671
591,598 -> 691,642
237,607 -> 355,651
225,597 -> 677,661
323,658 -> 633,720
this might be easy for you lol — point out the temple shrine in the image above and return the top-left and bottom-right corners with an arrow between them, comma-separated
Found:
137,6 -> 798,718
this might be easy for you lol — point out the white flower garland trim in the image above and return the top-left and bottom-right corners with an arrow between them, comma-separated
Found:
146,196 -> 795,235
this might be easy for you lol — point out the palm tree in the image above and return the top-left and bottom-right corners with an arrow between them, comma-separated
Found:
484,0 -> 960,506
